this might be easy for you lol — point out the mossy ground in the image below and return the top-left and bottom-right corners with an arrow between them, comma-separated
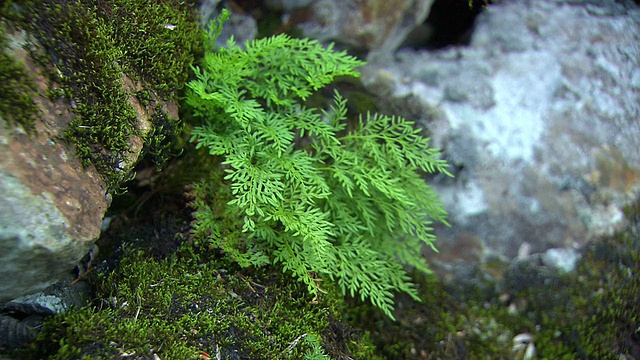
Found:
9,229 -> 380,360
335,196 -> 640,359
18,246 -> 335,359
2,0 -> 203,191
528,204 -> 640,359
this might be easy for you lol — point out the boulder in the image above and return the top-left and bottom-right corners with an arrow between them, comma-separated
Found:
278,0 -> 435,57
0,29 -> 108,303
0,0 -> 192,303
360,0 -> 640,271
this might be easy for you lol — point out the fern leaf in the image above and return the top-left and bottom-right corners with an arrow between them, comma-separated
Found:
186,11 -> 452,321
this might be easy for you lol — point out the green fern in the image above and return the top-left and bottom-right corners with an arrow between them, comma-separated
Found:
187,9 -> 451,319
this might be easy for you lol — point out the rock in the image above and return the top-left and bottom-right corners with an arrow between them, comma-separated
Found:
199,0 -> 258,47
0,273 -> 92,350
0,315 -> 39,351
0,168 -> 103,303
264,0 -> 315,12
0,30 -> 108,301
199,0 -> 222,26
541,248 -> 581,273
286,0 -> 435,57
360,0 -> 640,271
442,262 -> 498,303
1,1 -> 193,304
220,13 -> 258,46
503,256 -> 561,295
3,273 -> 91,316
201,0 -> 437,61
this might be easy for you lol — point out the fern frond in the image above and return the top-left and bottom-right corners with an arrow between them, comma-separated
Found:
254,112 -> 295,157
186,12 -> 452,320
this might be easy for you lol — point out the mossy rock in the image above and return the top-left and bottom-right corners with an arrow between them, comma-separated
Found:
1,0 -> 204,191
0,22 -> 40,132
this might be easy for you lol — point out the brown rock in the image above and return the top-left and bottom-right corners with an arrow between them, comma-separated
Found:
0,22 -> 175,302
0,27 -> 109,302
294,0 -> 435,57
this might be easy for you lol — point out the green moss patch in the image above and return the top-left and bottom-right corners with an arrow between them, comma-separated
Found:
0,23 -> 40,132
14,243 -> 380,359
531,225 -> 640,357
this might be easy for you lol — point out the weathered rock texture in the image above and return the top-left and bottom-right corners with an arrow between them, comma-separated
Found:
0,30 -> 107,302
0,24 -> 175,302
360,0 -> 640,270
277,0 -> 435,56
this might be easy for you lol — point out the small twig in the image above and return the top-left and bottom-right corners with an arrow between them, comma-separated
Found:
284,333 -> 307,354
238,273 -> 264,294
133,294 -> 141,321
69,266 -> 95,286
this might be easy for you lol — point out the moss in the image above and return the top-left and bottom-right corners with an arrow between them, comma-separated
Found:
541,234 -> 640,357
442,201 -> 640,359
6,0 -> 203,191
370,274 -> 529,358
8,240 -> 379,359
0,22 -> 40,132
341,270 -> 464,359
337,197 -> 640,359
494,197 -> 640,359
143,104 -> 184,170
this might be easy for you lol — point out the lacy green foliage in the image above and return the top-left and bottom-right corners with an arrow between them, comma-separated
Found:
0,23 -> 39,132
187,10 -> 451,319
11,0 -> 202,191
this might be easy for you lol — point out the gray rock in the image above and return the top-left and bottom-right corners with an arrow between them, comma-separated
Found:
203,0 -> 436,59
0,315 -> 39,350
442,262 -> 498,303
198,0 -> 221,26
216,13 -> 257,47
3,275 -> 91,316
361,0 -> 640,270
0,171 -> 92,302
541,248 -> 581,272
292,0 -> 435,58
264,0 -> 315,12
0,274 -> 91,350
199,0 -> 258,48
